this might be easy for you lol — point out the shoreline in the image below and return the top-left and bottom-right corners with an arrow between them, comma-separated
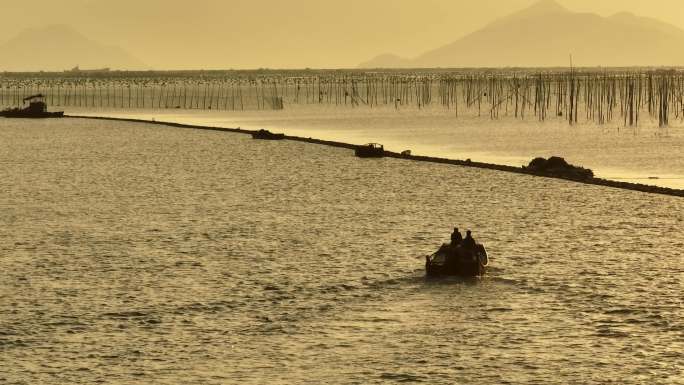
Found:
65,114 -> 684,198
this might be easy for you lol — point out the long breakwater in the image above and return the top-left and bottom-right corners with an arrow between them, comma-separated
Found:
3,68 -> 684,126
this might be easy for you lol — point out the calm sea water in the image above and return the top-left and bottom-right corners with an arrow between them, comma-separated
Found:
1,118 -> 682,384
71,105 -> 684,189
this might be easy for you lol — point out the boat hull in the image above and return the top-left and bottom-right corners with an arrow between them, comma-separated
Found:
252,131 -> 285,140
426,244 -> 488,277
0,110 -> 64,119
354,147 -> 384,158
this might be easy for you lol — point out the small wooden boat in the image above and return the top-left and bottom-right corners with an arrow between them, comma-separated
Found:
426,243 -> 489,277
0,94 -> 64,118
252,129 -> 285,140
355,143 -> 384,158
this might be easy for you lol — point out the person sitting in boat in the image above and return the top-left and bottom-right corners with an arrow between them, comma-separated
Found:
462,230 -> 476,250
450,227 -> 463,246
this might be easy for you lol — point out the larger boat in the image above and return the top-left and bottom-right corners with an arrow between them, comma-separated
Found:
0,94 -> 64,118
66,66 -> 111,73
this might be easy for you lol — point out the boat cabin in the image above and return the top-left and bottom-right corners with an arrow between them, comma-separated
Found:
22,94 -> 48,113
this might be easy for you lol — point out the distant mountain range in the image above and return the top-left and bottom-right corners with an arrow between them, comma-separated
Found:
0,25 -> 145,72
360,0 -> 684,68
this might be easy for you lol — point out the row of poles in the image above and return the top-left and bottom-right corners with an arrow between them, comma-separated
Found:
0,70 -> 681,126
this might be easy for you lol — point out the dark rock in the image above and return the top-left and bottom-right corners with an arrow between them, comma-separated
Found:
525,156 -> 593,180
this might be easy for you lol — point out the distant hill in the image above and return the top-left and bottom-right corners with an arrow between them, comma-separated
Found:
0,25 -> 145,72
361,0 -> 684,68
358,54 -> 414,70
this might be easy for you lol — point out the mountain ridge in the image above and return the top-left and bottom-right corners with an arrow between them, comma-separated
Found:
0,25 -> 146,72
361,0 -> 684,68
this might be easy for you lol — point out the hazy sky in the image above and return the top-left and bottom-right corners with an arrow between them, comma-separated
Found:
2,0 -> 684,69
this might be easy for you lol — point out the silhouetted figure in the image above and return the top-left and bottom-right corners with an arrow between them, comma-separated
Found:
462,230 -> 476,250
451,227 -> 463,246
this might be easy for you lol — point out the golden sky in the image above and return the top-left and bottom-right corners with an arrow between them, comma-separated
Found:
2,0 -> 684,69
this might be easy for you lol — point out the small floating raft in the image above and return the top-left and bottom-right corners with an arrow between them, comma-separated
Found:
252,129 -> 285,140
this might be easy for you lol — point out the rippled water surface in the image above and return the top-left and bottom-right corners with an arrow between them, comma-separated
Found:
71,106 -> 684,188
1,118 -> 683,384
